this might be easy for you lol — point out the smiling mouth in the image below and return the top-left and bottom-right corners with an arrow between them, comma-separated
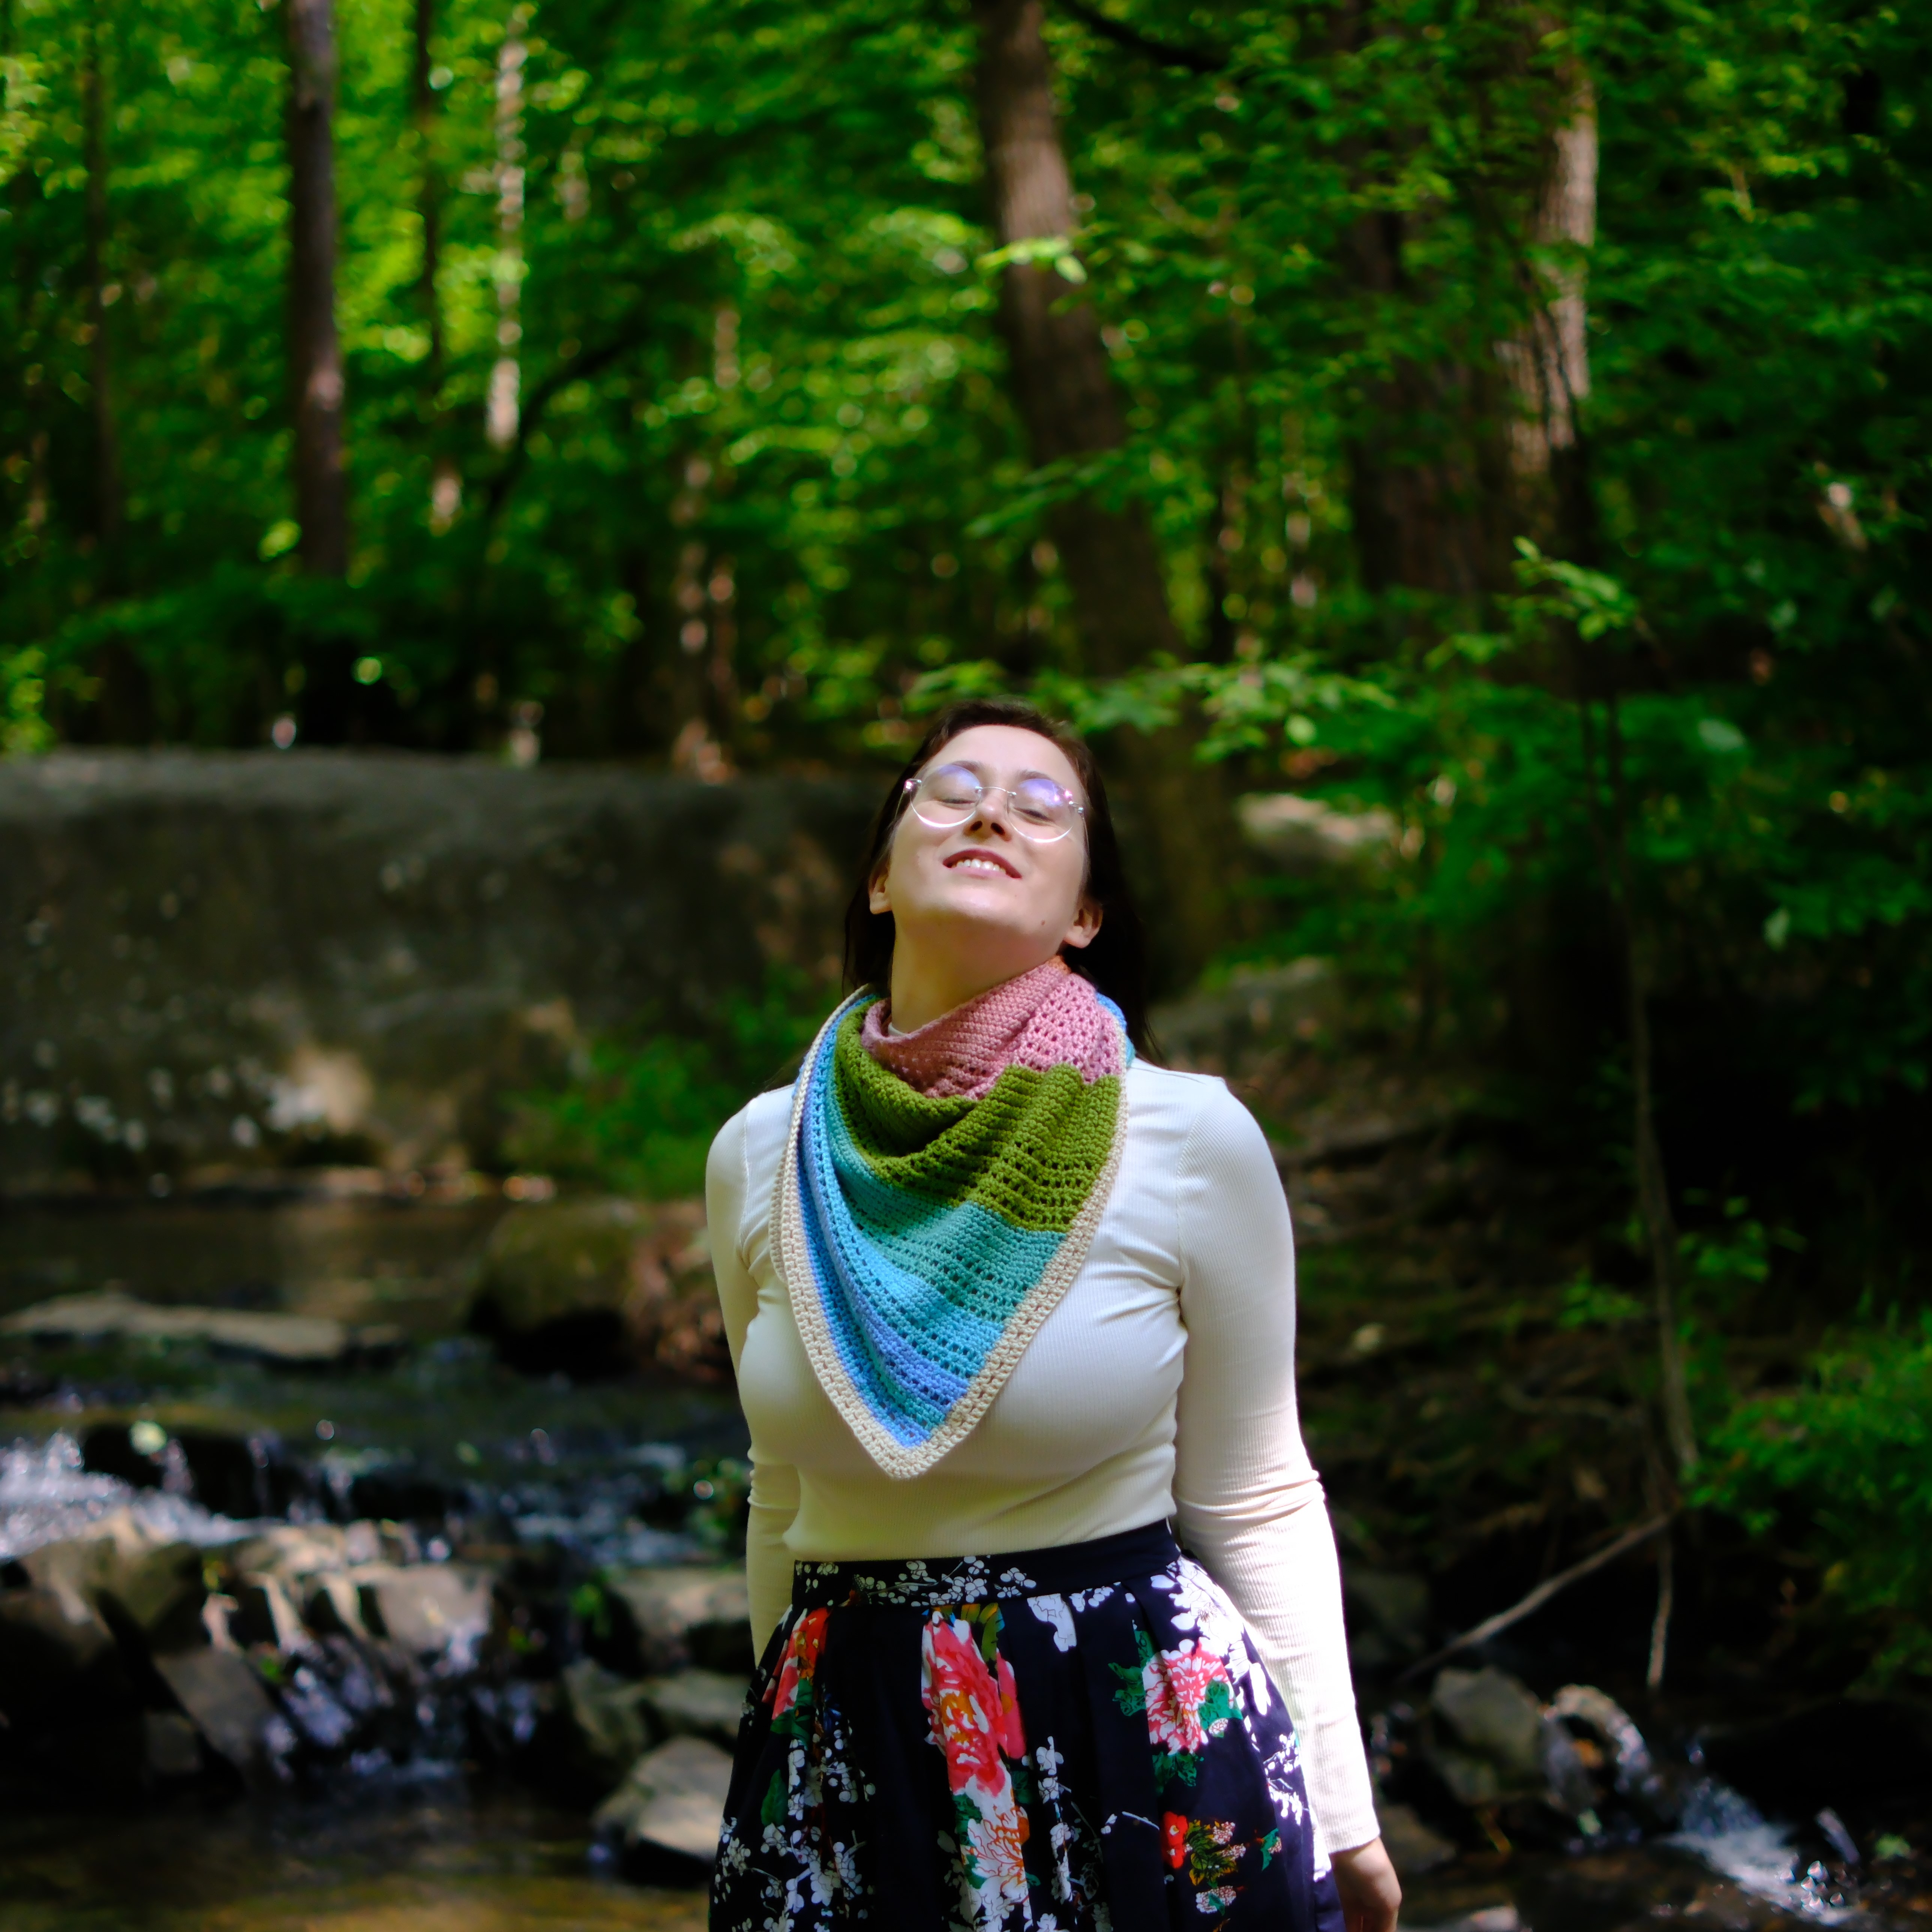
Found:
944,849 -> 1020,879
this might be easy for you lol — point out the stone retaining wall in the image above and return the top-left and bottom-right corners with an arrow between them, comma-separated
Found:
0,751 -> 871,1189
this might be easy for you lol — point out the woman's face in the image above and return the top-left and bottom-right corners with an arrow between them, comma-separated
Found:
868,723 -> 1101,968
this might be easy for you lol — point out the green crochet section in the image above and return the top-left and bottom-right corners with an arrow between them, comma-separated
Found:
831,1009 -> 1120,1235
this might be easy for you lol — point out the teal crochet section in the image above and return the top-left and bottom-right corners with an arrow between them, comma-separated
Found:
821,1072 -> 1063,1362
790,994 -> 1128,1452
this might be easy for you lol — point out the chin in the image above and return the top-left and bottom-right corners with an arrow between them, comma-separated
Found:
921,892 -> 1040,940
932,895 -> 1032,933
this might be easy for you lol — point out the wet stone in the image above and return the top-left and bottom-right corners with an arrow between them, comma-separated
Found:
1543,1682 -> 1668,1826
0,1572 -> 130,1732
559,1656 -> 655,1793
639,1669 -> 747,1748
471,1198 -> 726,1383
80,1422 -> 308,1521
1,1290 -> 400,1368
23,1517 -> 207,1652
1406,1909 -> 1521,1932
153,1647 -> 285,1785
603,1566 -> 750,1677
1377,1798 -> 1457,1876
350,1562 -> 492,1665
278,1658 -> 360,1750
1432,1665 -> 1546,1789
592,1733 -> 735,1868
142,1709 -> 202,1779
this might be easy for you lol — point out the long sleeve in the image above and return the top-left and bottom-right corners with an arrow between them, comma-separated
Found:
706,1106 -> 801,1654
1170,1082 -> 1379,1854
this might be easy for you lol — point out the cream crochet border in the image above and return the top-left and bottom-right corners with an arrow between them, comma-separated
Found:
771,994 -> 1131,1482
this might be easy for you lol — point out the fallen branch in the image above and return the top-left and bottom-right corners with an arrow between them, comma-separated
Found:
1396,1512 -> 1676,1684
1496,1384 -> 1646,1430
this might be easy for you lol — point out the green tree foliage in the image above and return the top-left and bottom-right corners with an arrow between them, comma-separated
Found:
1698,1319 -> 1932,1686
3,1 -> 1922,777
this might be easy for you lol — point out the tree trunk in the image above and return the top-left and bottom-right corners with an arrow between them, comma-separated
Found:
412,0 -> 443,384
972,0 -> 1178,675
972,0 -> 1233,984
413,0 -> 460,530
1345,209 -> 1513,603
1323,0 -> 1510,606
81,0 -> 122,574
1501,60 -> 1597,551
285,0 -> 347,576
7,4 -> 48,553
486,9 -> 528,453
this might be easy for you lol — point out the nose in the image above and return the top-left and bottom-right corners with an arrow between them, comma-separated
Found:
967,789 -> 1016,838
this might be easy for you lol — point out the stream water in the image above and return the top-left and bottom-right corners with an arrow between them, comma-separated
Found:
0,1196 -> 1920,1932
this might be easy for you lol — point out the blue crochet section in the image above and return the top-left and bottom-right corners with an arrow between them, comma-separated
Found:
821,1070 -> 1063,1349
795,998 -> 1091,1450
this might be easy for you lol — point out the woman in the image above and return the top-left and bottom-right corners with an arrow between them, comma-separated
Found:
707,699 -> 1401,1931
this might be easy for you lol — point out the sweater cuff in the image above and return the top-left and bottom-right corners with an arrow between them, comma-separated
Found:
1262,1655 -> 1381,1856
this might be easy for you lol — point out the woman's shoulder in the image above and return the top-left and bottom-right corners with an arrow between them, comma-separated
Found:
710,1083 -> 795,1195
1124,1060 -> 1272,1167
1124,1057 -> 1247,1122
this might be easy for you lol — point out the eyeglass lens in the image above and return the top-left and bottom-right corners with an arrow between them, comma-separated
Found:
909,765 -> 1082,841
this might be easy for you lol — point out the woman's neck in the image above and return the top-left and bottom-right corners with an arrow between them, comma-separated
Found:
885,943 -> 1059,1034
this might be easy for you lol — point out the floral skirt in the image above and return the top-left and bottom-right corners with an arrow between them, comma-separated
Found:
710,1521 -> 1345,1931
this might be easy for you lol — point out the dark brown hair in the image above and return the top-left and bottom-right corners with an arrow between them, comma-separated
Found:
841,698 -> 1152,1053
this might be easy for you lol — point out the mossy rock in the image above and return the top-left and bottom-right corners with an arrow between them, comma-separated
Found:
471,1197 -> 725,1382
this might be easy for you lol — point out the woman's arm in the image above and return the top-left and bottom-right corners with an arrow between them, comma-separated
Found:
1170,1079 -> 1382,1858
706,1107 -> 801,1653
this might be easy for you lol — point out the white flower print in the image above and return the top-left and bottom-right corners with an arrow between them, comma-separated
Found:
1030,1593 -> 1077,1652
1153,1558 -> 1280,1717
963,1807 -> 1032,1910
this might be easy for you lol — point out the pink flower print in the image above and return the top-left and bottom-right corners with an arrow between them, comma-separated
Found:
994,1650 -> 1024,1759
768,1606 -> 830,1719
921,1614 -> 1017,1798
1142,1638 -> 1234,1755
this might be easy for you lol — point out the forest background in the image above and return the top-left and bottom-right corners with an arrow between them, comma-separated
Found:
2,0 -> 1929,1706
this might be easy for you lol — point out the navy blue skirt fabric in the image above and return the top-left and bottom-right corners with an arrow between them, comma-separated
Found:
711,1521 -> 1346,1931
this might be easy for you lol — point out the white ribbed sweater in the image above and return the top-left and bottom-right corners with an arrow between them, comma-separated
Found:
706,1056 -> 1379,1852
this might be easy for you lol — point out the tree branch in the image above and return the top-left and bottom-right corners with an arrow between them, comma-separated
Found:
1396,1513 -> 1676,1683
1056,0 -> 1225,75
480,329 -> 648,527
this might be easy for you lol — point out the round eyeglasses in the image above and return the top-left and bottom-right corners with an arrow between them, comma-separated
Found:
903,763 -> 1087,844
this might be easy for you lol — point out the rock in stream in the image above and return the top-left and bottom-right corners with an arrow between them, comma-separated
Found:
0,1425 -> 748,1875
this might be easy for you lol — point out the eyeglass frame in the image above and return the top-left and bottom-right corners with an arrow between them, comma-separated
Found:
899,762 -> 1089,845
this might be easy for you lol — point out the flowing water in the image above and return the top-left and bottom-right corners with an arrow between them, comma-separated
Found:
0,1196 -> 1922,1932
0,1785 -> 706,1932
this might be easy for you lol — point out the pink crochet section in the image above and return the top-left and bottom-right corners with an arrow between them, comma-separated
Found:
861,956 -> 1124,1099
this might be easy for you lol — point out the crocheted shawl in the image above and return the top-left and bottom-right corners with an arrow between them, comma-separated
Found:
772,958 -> 1133,1479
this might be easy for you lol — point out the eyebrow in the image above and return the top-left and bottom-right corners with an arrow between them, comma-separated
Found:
927,757 -> 1066,787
